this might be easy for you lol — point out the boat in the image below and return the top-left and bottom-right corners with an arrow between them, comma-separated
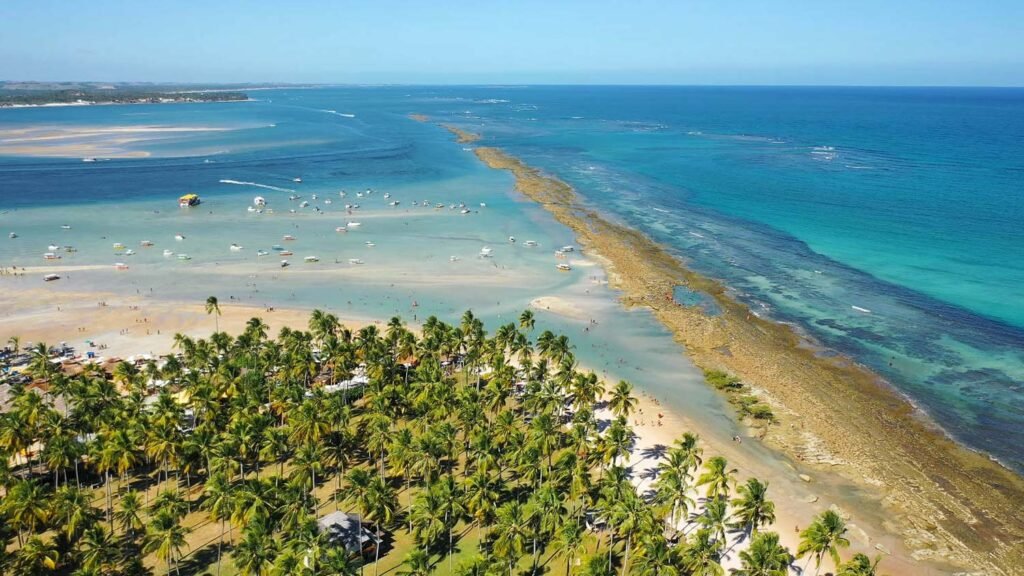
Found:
312,194 -> 318,200
230,244 -> 243,251
347,222 -> 361,227
178,193 -> 201,208
561,245 -> 575,252
480,203 -> 487,207
256,250 -> 269,256
348,258 -> 364,265
115,262 -> 130,271
293,177 -> 302,183
389,201 -> 400,206
300,201 -> 309,208
140,240 -> 154,247
324,199 -> 332,204
509,236 -> 516,243
383,192 -> 391,199
82,158 -> 96,163
460,209 -> 471,214
44,274 -> 61,282
63,246 -> 77,253
335,226 -> 347,233
177,254 -> 191,261
289,194 -> 300,201
283,234 -> 296,241
480,247 -> 492,257
8,232 -> 16,238
175,234 -> 186,241
280,260 -> 290,268
279,250 -> 294,256
61,225 -> 72,230
43,252 -> 61,260
48,244 -> 60,251
524,240 -> 538,247
272,244 -> 284,251
254,196 -> 266,207
449,256 -> 459,262
304,256 -> 319,263
112,242 -> 125,250
365,241 -> 375,247
163,249 -> 174,257
339,190 -> 346,197
556,263 -> 572,271
124,249 -> 135,256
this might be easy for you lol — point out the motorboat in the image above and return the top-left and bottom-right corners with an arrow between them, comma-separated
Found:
389,201 -> 400,206
509,236 -> 516,243
140,240 -> 154,247
383,192 -> 391,199
561,245 -> 575,252
179,193 -> 201,208
348,258 -> 364,265
230,244 -> 243,251
48,244 -> 60,251
335,226 -> 347,233
279,250 -> 294,256
480,247 -> 492,257
365,241 -> 375,247
272,244 -> 284,251
524,240 -> 538,247
556,263 -> 572,271
177,254 -> 192,261
44,274 -> 61,282
324,199 -> 332,204
163,249 -> 174,257
175,234 -> 186,241
8,232 -> 16,238
304,256 -> 319,263
311,194 -> 318,200
300,201 -> 309,208
115,262 -> 130,271
460,209 -> 471,214
124,249 -> 135,256
449,256 -> 459,262
283,234 -> 296,241
480,203 -> 487,207
280,260 -> 290,268
257,250 -> 269,256
293,177 -> 303,183
254,196 -> 266,207
43,252 -> 61,260
347,222 -> 361,227
61,225 -> 72,230
289,194 -> 300,201
112,242 -> 125,250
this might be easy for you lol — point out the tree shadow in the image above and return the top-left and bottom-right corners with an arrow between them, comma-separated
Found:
179,540 -> 232,576
640,444 -> 667,460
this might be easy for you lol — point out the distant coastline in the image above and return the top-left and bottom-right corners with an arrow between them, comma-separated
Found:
0,91 -> 249,108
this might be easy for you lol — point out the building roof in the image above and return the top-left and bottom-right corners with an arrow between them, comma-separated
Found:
317,511 -> 380,553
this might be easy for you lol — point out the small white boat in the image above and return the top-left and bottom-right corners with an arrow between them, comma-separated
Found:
256,250 -> 269,256
115,262 -> 129,271
43,252 -> 61,260
383,192 -> 391,199
460,209 -> 471,214
304,256 -> 319,263
324,199 -> 332,204
509,236 -> 516,243
449,256 -> 459,262
348,258 -> 364,265
347,222 -> 361,227
312,194 -> 318,200
289,194 -> 300,201
339,191 -> 347,197
389,201 -> 400,206
556,263 -> 572,271
163,249 -> 174,257
230,244 -> 243,251
480,203 -> 487,207
293,177 -> 303,183
279,250 -> 294,256
335,226 -> 347,233
283,234 -> 296,241
175,234 -> 186,241
61,225 -> 72,230
254,196 -> 266,207
8,232 -> 16,238
64,246 -> 77,253
82,158 -> 96,163
247,206 -> 257,213
177,254 -> 191,261
356,192 -> 364,198
300,201 -> 309,208
524,240 -> 538,247
480,247 -> 492,257
280,260 -> 290,268
48,244 -> 60,251
140,240 -> 154,247
124,249 -> 135,256
44,274 -> 61,282
365,241 -> 375,247
112,242 -> 125,250
561,245 -> 575,252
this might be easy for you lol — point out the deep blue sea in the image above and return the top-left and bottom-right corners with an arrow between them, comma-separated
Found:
2,86 -> 1022,472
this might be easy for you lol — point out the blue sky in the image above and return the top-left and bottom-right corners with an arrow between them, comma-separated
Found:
1,0 -> 1022,85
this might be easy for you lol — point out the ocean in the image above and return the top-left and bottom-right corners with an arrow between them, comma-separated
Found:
1,85 -> 1022,473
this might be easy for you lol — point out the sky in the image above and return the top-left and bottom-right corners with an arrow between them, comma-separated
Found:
1,0 -> 1022,86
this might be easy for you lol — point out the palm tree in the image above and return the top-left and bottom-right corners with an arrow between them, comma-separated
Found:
797,509 -> 850,575
837,553 -> 884,576
493,501 -> 530,576
608,380 -> 637,419
696,456 -> 735,501
78,525 -> 120,573
632,534 -> 681,576
733,531 -> 792,576
730,478 -> 775,537
115,489 -> 145,541
681,528 -> 724,576
233,524 -> 279,576
518,309 -> 535,332
397,549 -> 432,576
2,479 -> 50,546
551,520 -> 585,575
13,536 -> 59,576
144,510 -> 190,576
206,296 -> 222,332
50,485 -> 98,542
202,472 -> 236,575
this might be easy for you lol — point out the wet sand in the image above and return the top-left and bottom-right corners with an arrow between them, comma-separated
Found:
463,135 -> 1024,573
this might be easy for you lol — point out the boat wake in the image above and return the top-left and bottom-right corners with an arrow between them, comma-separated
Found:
219,179 -> 295,193
320,109 -> 356,118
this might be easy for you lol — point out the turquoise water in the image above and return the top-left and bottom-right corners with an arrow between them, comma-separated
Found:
1,86 -> 1023,474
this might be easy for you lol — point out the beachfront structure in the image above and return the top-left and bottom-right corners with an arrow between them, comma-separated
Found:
317,511 -> 380,556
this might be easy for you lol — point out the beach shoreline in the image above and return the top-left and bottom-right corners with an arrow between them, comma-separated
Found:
452,130 -> 1024,573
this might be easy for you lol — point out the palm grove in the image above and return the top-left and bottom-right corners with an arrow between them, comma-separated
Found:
0,306 -> 883,575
